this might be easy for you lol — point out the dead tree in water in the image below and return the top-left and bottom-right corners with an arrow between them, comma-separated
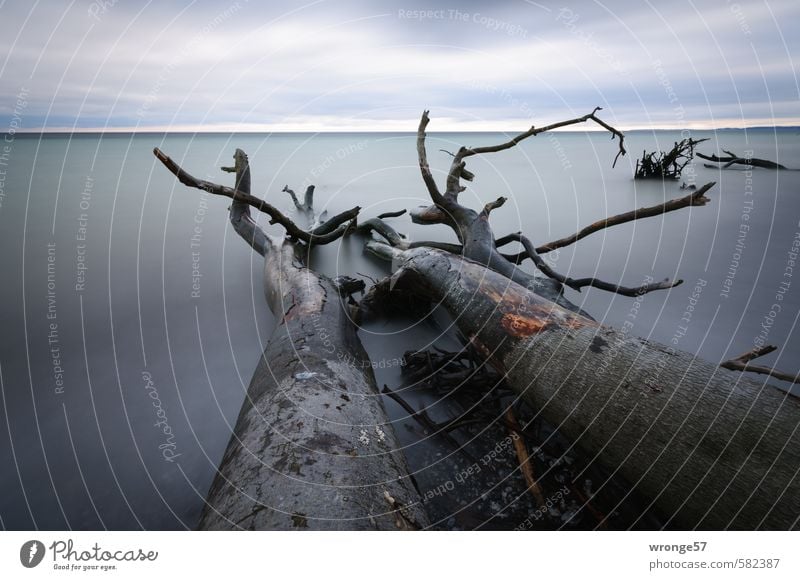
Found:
153,106 -> 800,530
634,138 -> 708,179
358,111 -> 799,529
154,148 -> 427,530
697,150 -> 789,170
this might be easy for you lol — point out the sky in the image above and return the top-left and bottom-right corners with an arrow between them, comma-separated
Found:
0,0 -> 797,132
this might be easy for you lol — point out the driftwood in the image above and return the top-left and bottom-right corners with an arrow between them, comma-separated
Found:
366,243 -> 800,530
721,345 -> 800,386
155,148 -> 427,530
634,138 -> 708,179
697,150 -> 789,170
361,110 -> 799,529
152,105 -> 800,530
370,109 -> 679,309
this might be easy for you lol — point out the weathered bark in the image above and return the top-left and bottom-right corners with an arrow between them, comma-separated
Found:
156,148 -> 427,530
369,244 -> 800,530
697,150 -> 789,170
199,240 -> 428,530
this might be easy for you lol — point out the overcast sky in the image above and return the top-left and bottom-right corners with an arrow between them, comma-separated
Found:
0,0 -> 797,131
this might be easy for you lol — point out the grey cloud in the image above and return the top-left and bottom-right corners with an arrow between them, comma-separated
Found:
0,0 -> 797,130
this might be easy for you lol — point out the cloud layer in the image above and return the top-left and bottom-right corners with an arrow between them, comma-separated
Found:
0,0 -> 797,131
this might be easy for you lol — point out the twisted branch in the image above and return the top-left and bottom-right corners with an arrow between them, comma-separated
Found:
444,106 -> 626,197
536,182 -> 715,254
508,232 -> 682,297
417,110 -> 444,204
154,148 -> 358,246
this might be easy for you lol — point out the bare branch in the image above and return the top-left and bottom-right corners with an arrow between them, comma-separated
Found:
697,151 -> 788,170
408,240 -> 464,253
282,184 -> 315,211
350,217 -> 408,248
309,206 -> 359,237
377,209 -> 408,219
303,184 -> 315,209
536,182 -> 715,254
154,148 -> 358,245
500,250 -> 527,265
282,185 -> 303,210
444,106 -> 626,196
409,204 -> 454,226
721,345 -> 800,385
495,231 -> 522,248
480,196 -> 507,218
226,149 -> 268,256
510,233 -> 682,297
417,110 -> 444,204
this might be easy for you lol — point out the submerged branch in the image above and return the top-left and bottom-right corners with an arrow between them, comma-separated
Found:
697,150 -> 788,170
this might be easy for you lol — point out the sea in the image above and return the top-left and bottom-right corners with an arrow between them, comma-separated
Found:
1,128 -> 798,529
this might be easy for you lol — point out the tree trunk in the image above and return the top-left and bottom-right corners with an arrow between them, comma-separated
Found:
376,244 -> 800,530
195,151 -> 427,530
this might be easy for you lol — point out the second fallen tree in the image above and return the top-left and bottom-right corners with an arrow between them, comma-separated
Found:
361,111 -> 800,529
365,242 -> 800,530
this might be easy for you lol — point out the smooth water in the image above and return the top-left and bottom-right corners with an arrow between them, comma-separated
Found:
1,129 -> 798,529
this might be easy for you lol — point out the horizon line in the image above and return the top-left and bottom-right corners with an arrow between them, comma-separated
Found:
6,123 -> 800,135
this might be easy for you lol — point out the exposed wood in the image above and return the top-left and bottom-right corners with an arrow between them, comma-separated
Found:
369,243 -> 800,530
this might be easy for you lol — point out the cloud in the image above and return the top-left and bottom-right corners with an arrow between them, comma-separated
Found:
0,0 -> 797,131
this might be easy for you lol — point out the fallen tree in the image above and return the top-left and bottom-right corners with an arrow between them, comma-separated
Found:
697,149 -> 789,170
363,243 -> 800,530
154,148 -> 428,530
357,111 -> 800,529
153,106 -> 800,530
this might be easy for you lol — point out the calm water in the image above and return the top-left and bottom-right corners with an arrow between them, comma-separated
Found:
1,129 -> 798,529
